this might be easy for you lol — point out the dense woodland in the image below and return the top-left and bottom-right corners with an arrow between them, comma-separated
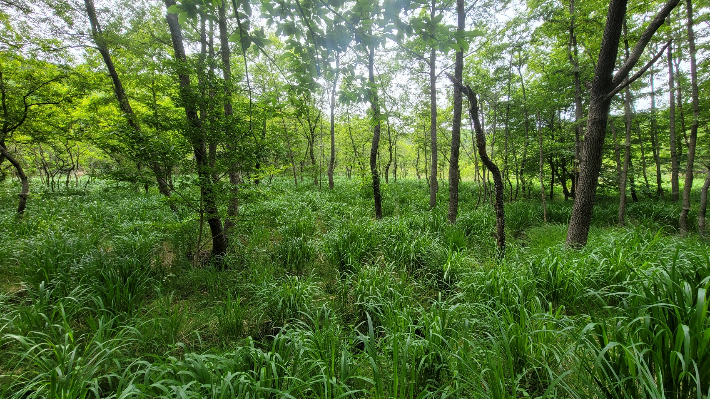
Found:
1,0 -> 710,397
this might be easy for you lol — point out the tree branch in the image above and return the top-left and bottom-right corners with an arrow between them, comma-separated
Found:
606,40 -> 670,100
610,0 -> 679,87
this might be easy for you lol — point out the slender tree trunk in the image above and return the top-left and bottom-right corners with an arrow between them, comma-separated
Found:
448,0 -> 463,224
218,3 -> 240,231
516,53 -> 530,201
328,55 -> 340,190
450,75 -> 505,257
385,117 -> 392,184
429,0 -> 438,209
537,112 -> 547,222
165,0 -> 227,260
680,0 -> 699,235
699,169 -> 710,235
619,87 -> 633,226
368,44 -> 383,219
566,0 -> 679,247
569,0 -> 583,191
85,0 -> 172,202
650,64 -> 663,197
668,34 -> 679,201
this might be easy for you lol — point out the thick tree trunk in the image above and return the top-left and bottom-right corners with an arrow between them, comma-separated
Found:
447,0 -> 463,224
680,0 -> 699,235
566,0 -> 678,247
367,44 -> 383,219
450,75 -> 505,257
668,35 -> 679,201
165,0 -> 227,260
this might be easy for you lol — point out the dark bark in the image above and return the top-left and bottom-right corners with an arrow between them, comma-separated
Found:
566,0 -> 679,247
368,44 -> 382,219
0,143 -> 28,213
449,74 -> 505,257
699,169 -> 710,235
447,0 -> 464,224
165,0 -> 227,260
385,117 -> 392,184
680,0 -> 699,235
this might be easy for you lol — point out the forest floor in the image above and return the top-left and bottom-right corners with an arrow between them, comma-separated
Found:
0,177 -> 708,398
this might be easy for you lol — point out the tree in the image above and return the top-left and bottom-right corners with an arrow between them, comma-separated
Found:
447,0 -> 464,224
566,0 -> 678,248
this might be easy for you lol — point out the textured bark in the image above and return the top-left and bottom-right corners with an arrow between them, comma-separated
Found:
447,0 -> 463,224
667,35 -> 679,201
699,169 -> 710,235
449,75 -> 505,257
566,0 -> 678,247
165,0 -> 227,260
680,0 -> 699,235
367,45 -> 382,219
619,87 -> 633,226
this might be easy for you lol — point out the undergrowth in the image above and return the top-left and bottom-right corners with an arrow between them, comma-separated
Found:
0,178 -> 708,398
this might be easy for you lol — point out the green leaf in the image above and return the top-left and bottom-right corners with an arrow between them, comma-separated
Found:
167,4 -> 182,14
178,12 -> 187,25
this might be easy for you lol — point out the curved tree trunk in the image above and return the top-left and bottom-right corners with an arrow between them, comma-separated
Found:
449,74 -> 505,257
0,143 -> 28,214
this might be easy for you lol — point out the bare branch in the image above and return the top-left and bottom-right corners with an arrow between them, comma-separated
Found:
607,40 -> 670,100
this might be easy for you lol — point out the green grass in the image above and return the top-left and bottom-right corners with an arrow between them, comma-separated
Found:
0,177 -> 709,398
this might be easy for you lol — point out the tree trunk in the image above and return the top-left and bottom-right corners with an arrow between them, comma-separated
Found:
328,55 -> 340,190
218,3 -> 240,231
367,44 -> 383,219
165,0 -> 227,260
569,0 -> 583,192
699,169 -> 710,235
566,0 -> 678,247
0,143 -> 28,214
667,33 -> 679,201
85,0 -> 172,202
385,117 -> 392,184
649,64 -> 663,197
450,75 -> 505,257
680,0 -> 699,235
619,87 -> 632,226
429,0 -> 438,209
447,0 -> 464,224
537,112 -> 547,222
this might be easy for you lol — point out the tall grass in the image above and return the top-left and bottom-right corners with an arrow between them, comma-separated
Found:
1,177 -> 709,398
